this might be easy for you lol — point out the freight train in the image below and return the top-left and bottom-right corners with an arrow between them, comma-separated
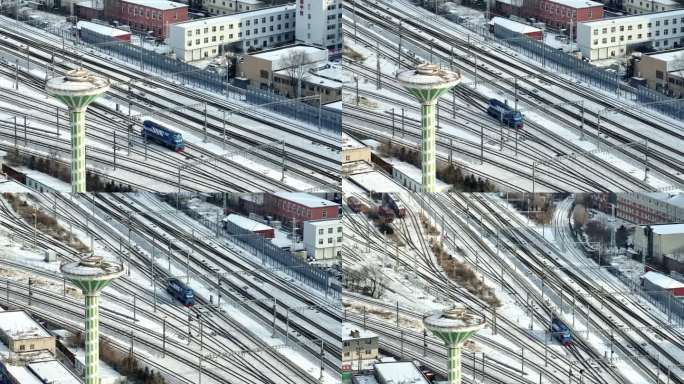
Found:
167,278 -> 195,306
487,99 -> 524,129
550,316 -> 572,345
142,120 -> 185,152
383,193 -> 406,218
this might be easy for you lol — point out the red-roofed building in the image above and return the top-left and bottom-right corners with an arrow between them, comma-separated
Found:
535,0 -> 604,29
103,0 -> 188,39
264,192 -> 340,225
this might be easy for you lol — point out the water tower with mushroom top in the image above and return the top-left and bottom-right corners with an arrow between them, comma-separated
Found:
46,68 -> 110,193
61,254 -> 123,384
397,63 -> 461,192
423,304 -> 485,384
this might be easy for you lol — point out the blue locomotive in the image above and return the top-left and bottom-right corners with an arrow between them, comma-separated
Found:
487,99 -> 524,129
550,316 -> 572,345
166,278 -> 195,306
142,120 -> 185,152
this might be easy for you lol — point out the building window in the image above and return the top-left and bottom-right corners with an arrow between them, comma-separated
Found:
318,228 -> 323,235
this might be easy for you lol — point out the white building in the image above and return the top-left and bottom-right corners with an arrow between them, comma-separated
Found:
168,4 -> 296,61
624,0 -> 680,15
303,218 -> 342,262
578,10 -> 684,60
201,0 -> 264,15
295,0 -> 342,55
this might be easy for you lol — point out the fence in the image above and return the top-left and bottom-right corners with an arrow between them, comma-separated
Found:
222,220 -> 339,299
24,19 -> 341,134
456,17 -> 684,120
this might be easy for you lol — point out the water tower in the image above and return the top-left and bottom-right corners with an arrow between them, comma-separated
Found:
424,304 -> 485,384
397,64 -> 461,192
61,254 -> 124,384
46,68 -> 110,193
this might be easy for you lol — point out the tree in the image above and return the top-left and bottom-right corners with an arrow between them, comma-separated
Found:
360,263 -> 385,299
615,225 -> 629,249
282,49 -> 311,99
572,204 -> 587,227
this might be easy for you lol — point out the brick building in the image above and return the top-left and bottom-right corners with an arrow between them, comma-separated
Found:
264,192 -> 340,225
535,0 -> 604,29
616,192 -> 684,224
103,0 -> 188,39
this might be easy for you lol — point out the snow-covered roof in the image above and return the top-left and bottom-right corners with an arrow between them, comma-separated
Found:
390,160 -> 450,191
649,223 -> 684,235
341,322 -> 377,341
224,214 -> 273,232
548,0 -> 602,8
491,17 -> 541,34
641,271 -> 684,289
4,366 -> 42,384
645,49 -> 684,72
272,192 -> 339,208
76,0 -> 104,9
375,361 -> 430,384
252,45 -> 328,64
0,311 -> 51,340
304,218 -> 342,227
346,170 -> 404,193
121,0 -> 186,10
0,179 -> 32,193
342,132 -> 366,150
27,360 -> 81,384
77,21 -> 131,38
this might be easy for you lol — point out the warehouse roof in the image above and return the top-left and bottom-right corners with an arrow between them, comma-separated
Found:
650,223 -> 684,235
224,214 -> 273,232
375,361 -> 430,384
272,192 -> 339,208
27,360 -> 81,384
641,271 -> 684,289
77,21 -> 131,38
0,311 -> 51,340
491,17 -> 541,34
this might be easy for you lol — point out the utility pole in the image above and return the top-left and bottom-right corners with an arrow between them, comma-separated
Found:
376,42 -> 381,90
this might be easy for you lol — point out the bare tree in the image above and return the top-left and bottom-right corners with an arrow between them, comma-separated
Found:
282,49 -> 311,99
360,263 -> 385,299
573,204 -> 587,227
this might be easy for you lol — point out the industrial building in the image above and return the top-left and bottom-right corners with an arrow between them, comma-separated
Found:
77,20 -> 132,42
200,0 -> 265,15
264,192 -> 340,227
341,322 -> 379,371
223,213 -> 275,238
303,218 -> 342,261
389,160 -> 450,193
490,17 -> 543,40
624,0 -> 681,15
102,0 -> 188,39
168,5 -> 296,61
578,10 -> 684,60
350,361 -> 430,384
641,271 -> 684,296
0,310 -> 56,355
295,0 -> 342,55
634,223 -> 684,271
236,44 -> 341,102
0,359 -> 82,384
617,192 -> 684,224
636,49 -> 684,97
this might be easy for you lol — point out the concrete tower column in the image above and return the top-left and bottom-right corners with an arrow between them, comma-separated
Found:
397,64 -> 460,192
46,69 -> 110,193
423,305 -> 485,384
61,254 -> 123,384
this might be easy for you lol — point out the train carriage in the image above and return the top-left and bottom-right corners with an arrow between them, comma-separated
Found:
167,278 -> 195,306
142,120 -> 185,152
